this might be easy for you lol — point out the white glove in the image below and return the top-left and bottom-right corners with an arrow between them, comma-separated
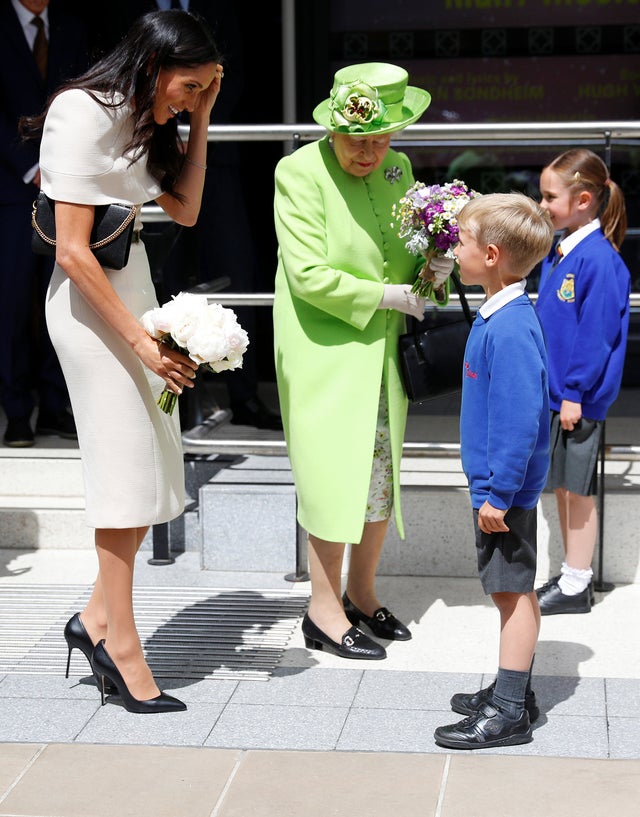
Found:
427,255 -> 455,287
378,284 -> 426,320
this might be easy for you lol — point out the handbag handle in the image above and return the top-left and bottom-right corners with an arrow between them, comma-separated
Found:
449,269 -> 474,326
409,268 -> 474,336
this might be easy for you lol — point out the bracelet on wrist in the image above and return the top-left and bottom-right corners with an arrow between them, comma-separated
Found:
185,156 -> 207,170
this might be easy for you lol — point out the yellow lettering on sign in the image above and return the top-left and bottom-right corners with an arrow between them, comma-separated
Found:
453,85 -> 544,100
577,83 -> 629,97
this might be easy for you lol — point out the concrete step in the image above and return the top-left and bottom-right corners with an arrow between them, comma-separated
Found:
2,423 -> 640,583
196,453 -> 640,584
0,444 -> 91,549
0,453 -> 84,498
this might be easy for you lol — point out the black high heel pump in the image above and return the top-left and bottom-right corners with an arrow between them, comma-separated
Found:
63,613 -> 116,693
92,640 -> 187,714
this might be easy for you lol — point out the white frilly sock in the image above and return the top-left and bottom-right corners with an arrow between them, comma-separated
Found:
558,561 -> 593,595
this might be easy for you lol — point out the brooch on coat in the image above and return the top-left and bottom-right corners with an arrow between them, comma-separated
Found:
384,166 -> 403,184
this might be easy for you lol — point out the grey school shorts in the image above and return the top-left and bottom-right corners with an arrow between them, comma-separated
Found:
547,410 -> 601,496
473,506 -> 538,595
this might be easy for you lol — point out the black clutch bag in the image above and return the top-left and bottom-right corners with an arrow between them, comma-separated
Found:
398,271 -> 475,403
31,191 -> 138,270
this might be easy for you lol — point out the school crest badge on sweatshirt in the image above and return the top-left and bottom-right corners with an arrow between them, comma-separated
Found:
556,273 -> 575,303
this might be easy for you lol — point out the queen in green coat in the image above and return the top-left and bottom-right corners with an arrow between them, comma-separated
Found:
273,63 -> 452,660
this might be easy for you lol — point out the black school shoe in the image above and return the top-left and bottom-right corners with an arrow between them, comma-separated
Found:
3,418 -> 35,447
538,574 -> 595,605
434,702 -> 533,750
536,577 -> 591,616
450,681 -> 540,723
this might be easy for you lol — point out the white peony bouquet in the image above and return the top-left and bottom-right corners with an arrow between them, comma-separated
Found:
141,292 -> 249,416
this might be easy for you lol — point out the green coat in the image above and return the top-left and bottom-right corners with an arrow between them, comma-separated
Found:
273,137 -> 436,544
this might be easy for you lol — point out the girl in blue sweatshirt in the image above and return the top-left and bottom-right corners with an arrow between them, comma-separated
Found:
535,149 -> 630,616
434,193 -> 554,750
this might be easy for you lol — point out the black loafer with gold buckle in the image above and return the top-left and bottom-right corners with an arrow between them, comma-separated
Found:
342,593 -> 412,641
301,613 -> 386,660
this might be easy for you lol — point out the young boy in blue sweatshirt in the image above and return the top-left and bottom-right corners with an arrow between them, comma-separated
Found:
434,193 -> 555,750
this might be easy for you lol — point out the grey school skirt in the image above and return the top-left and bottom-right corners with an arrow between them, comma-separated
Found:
547,410 -> 601,496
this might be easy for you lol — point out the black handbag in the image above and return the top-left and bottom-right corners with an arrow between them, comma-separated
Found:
398,271 -> 475,403
31,191 -> 138,270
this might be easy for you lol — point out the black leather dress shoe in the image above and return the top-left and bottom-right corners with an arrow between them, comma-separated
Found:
536,577 -> 591,615
450,681 -> 540,723
539,574 -> 595,605
36,409 -> 77,439
3,418 -> 35,447
230,397 -> 283,430
434,703 -> 533,749
301,613 -> 386,660
342,593 -> 412,641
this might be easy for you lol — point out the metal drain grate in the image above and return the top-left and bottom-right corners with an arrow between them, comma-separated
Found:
0,585 -> 309,681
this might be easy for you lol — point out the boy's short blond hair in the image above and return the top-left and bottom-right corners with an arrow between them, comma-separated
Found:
457,192 -> 554,278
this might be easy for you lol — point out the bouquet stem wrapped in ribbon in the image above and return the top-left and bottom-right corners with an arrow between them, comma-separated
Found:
141,292 -> 249,416
392,179 -> 478,297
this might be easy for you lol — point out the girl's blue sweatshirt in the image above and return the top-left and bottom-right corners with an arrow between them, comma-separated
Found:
536,229 -> 631,421
460,294 -> 550,511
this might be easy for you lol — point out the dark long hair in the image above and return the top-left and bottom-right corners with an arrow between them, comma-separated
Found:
20,10 -> 220,197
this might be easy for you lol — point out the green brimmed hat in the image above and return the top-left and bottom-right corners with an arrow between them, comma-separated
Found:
312,62 -> 431,136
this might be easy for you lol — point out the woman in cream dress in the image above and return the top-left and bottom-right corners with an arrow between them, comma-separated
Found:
21,10 -> 223,712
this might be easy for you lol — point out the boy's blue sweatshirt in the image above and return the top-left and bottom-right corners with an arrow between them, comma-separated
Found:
460,294 -> 549,511
536,230 -> 630,420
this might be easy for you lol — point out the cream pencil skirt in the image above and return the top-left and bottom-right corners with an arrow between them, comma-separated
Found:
45,241 -> 184,529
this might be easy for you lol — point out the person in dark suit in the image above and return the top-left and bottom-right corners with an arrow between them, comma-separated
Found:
0,0 -> 89,446
78,0 -> 282,430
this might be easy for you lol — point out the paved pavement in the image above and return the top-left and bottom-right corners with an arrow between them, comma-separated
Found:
1,384 -> 639,815
1,547 -> 639,817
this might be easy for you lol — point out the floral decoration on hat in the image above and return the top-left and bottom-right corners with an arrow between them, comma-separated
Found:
329,81 -> 388,132
313,62 -> 431,137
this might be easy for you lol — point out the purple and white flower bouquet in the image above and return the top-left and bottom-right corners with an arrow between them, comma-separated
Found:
141,292 -> 249,415
392,179 -> 478,297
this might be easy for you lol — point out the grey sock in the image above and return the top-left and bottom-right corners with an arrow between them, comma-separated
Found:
526,655 -> 535,695
492,667 -> 530,718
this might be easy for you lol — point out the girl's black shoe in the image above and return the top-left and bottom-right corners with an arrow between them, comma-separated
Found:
63,613 -> 116,693
92,640 -> 187,714
301,613 -> 386,660
342,593 -> 412,641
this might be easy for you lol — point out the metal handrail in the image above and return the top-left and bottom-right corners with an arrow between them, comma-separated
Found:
181,434 -> 640,461
176,121 -> 640,143
182,291 -> 640,309
168,120 -> 640,449
137,119 -> 640,226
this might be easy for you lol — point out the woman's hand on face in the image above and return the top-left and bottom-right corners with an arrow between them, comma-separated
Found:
135,334 -> 198,395
193,63 -> 224,120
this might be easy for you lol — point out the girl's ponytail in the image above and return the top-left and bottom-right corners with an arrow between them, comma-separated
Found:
600,177 -> 627,252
